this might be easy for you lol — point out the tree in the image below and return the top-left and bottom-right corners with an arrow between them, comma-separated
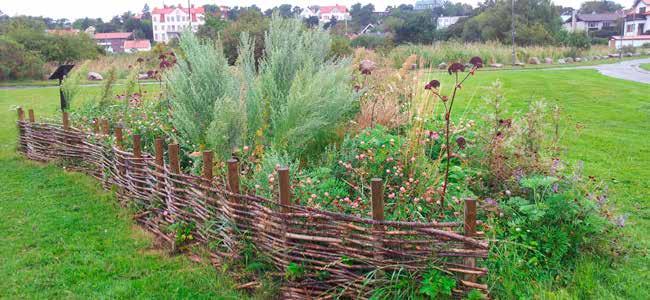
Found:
197,14 -> 228,40
350,3 -> 376,32
304,16 -> 319,28
221,8 -> 268,64
579,1 -> 623,14
382,6 -> 437,44
461,0 -> 561,45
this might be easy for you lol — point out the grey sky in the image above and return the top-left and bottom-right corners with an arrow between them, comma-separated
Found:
0,0 -> 635,21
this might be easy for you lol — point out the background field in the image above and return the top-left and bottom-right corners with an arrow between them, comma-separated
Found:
1,67 -> 648,298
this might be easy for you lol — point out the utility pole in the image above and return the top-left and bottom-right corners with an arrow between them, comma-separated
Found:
511,0 -> 516,65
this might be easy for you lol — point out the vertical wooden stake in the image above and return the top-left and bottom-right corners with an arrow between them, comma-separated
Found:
92,118 -> 99,133
202,151 -> 213,181
115,126 -> 123,150
17,108 -> 25,121
168,144 -> 180,174
154,138 -> 165,190
227,158 -> 240,194
371,178 -> 385,272
132,134 -> 142,159
154,138 -> 164,167
62,112 -> 70,130
371,178 -> 385,222
100,119 -> 109,135
278,166 -> 291,212
464,198 -> 477,282
28,109 -> 35,123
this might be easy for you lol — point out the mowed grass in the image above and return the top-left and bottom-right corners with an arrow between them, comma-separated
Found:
0,87 -> 245,298
1,67 -> 649,299
641,63 -> 650,71
437,69 -> 650,299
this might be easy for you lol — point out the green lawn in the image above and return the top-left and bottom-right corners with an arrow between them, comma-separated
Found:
641,63 -> 650,71
0,87 -> 246,298
1,67 -> 649,299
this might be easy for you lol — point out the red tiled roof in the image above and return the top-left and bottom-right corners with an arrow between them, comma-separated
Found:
94,32 -> 133,40
124,39 -> 151,49
152,6 -> 205,14
320,5 -> 348,14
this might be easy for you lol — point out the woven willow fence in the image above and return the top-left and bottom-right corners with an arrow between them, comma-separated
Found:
16,108 -> 489,299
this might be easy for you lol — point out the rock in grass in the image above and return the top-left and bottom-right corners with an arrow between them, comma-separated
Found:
544,57 -> 553,64
87,72 -> 103,81
558,58 -> 566,64
565,57 -> 574,63
489,63 -> 504,68
575,57 -> 582,63
438,62 -> 448,70
528,57 -> 541,65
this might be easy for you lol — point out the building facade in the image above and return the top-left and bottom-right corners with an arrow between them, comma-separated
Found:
93,32 -> 133,53
414,0 -> 443,10
318,5 -> 351,23
563,11 -> 621,32
611,0 -> 650,48
437,16 -> 466,29
152,5 -> 205,43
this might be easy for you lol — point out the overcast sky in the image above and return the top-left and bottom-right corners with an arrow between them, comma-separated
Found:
0,0 -> 634,21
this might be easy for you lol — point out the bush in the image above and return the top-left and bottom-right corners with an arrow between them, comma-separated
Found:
0,36 -> 45,80
328,34 -> 352,59
350,35 -> 393,50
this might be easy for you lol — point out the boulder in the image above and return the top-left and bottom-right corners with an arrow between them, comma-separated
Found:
544,57 -> 553,64
575,57 -> 582,62
138,73 -> 150,80
623,52 -> 633,57
438,62 -> 448,70
514,62 -> 525,67
565,57 -> 574,63
489,63 -> 504,68
608,53 -> 618,58
527,57 -> 541,65
557,58 -> 566,64
87,72 -> 103,81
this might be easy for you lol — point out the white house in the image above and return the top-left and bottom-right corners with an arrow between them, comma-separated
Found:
610,0 -> 650,48
318,5 -> 351,23
151,4 -> 205,43
563,11 -> 621,32
437,16 -> 466,29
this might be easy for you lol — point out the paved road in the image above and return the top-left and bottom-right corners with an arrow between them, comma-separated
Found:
541,58 -> 650,84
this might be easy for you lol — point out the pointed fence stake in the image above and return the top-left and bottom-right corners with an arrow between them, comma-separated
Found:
278,166 -> 291,213
28,109 -> 35,123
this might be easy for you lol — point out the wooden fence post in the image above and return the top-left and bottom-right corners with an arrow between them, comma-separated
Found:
464,198 -> 477,282
168,144 -> 180,174
28,109 -> 35,123
17,108 -> 25,121
62,112 -> 70,130
100,119 -> 109,135
227,158 -> 240,195
371,178 -> 385,271
371,178 -> 384,222
202,151 -> 213,181
154,138 -> 165,190
133,134 -> 142,159
278,166 -> 291,212
115,126 -> 123,150
92,118 -> 99,133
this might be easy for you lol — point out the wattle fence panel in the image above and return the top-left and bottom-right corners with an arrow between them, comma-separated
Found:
16,109 -> 489,299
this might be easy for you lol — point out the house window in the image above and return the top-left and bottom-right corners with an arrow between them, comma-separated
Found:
627,24 -> 634,32
640,7 -> 646,14
155,33 -> 159,40
154,25 -> 157,31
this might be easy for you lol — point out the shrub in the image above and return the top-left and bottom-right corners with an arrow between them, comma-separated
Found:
328,34 -> 353,59
350,35 -> 393,50
165,31 -> 236,149
0,36 -> 45,80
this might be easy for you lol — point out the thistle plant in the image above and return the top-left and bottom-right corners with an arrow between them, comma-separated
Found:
425,56 -> 483,206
